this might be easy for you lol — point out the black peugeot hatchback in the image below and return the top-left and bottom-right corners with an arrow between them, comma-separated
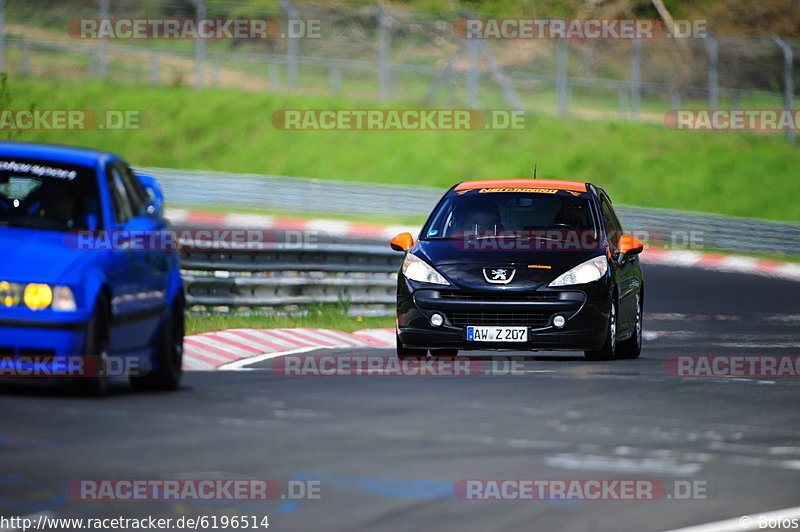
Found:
390,179 -> 644,361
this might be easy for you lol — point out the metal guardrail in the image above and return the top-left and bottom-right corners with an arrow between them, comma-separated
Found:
181,243 -> 401,308
148,167 -> 800,257
161,167 -> 800,309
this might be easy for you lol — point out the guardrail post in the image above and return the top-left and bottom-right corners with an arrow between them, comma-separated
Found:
630,38 -> 642,121
281,0 -> 299,90
772,35 -> 795,145
193,0 -> 206,88
706,34 -> 718,110
556,38 -> 569,116
97,0 -> 109,78
376,5 -> 391,101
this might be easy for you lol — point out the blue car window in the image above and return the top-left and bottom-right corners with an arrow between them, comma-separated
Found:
0,160 -> 100,231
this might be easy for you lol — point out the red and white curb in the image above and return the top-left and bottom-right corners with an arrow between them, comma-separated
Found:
166,209 -> 800,282
182,327 -> 395,371
167,208 -> 413,241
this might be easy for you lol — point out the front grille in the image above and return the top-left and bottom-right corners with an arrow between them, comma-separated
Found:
439,291 -> 561,302
448,312 -> 551,328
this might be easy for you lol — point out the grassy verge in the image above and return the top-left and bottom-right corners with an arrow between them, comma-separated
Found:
8,76 -> 800,222
185,304 -> 394,336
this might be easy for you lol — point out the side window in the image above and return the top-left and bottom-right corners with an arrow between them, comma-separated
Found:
118,163 -> 148,215
600,196 -> 622,247
105,164 -> 134,224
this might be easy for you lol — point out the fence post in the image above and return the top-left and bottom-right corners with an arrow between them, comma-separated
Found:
330,67 -> 341,94
194,0 -> 206,88
376,6 -> 391,101
150,51 -> 160,85
706,34 -> 718,110
0,0 -> 7,73
630,39 -> 642,121
467,39 -> 480,108
281,0 -> 299,90
97,0 -> 109,78
267,63 -> 279,91
556,38 -> 569,116
22,41 -> 30,77
772,35 -> 795,145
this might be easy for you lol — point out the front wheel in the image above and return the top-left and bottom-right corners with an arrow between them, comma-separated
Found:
75,296 -> 110,396
584,301 -> 617,361
617,293 -> 643,359
130,297 -> 184,392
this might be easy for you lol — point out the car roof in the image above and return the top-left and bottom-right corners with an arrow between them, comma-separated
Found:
454,179 -> 589,192
0,141 -> 118,167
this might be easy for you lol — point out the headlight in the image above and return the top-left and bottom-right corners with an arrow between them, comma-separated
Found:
23,283 -> 53,310
402,253 -> 450,285
52,286 -> 77,312
549,255 -> 608,287
0,281 -> 23,308
2,283 -> 77,311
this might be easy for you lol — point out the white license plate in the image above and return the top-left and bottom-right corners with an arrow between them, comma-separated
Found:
466,326 -> 528,342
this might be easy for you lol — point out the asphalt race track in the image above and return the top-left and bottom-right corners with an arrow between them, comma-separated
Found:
1,264 -> 799,532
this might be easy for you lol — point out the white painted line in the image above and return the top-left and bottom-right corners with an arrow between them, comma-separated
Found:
218,346 -> 340,371
543,453 -> 702,476
665,505 -> 800,532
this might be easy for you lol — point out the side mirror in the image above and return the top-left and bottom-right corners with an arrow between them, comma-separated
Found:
135,172 -> 164,218
618,234 -> 644,255
390,232 -> 414,252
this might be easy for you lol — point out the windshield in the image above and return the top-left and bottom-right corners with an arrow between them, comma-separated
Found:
422,189 -> 598,241
0,159 -> 101,232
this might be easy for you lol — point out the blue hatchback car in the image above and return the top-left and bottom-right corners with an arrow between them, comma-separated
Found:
0,142 -> 184,394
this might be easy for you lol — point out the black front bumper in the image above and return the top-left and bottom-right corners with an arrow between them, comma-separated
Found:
397,279 -> 612,352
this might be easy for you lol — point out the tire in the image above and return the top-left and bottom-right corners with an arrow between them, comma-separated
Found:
617,292 -> 643,359
396,333 -> 427,360
130,297 -> 184,392
75,296 -> 110,396
430,349 -> 458,357
584,300 -> 617,361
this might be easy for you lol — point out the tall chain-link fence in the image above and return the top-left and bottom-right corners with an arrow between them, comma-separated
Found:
2,0 -> 797,139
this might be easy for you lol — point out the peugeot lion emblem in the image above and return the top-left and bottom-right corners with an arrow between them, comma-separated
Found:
483,267 -> 516,284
